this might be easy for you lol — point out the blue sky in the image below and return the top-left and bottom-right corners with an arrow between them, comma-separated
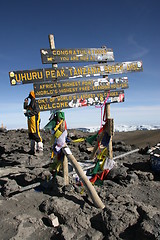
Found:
0,0 -> 160,129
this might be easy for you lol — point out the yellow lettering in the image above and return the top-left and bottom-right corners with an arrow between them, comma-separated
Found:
91,67 -> 97,75
38,104 -> 45,110
97,67 -> 101,74
87,67 -> 91,75
60,50 -> 65,55
77,68 -> 82,75
51,70 -> 56,78
104,66 -> 109,73
20,73 -> 27,81
90,56 -> 95,61
32,72 -> 38,80
120,65 -> 123,72
74,68 -> 78,76
127,64 -> 131,71
38,98 -> 46,104
45,70 -> 50,79
60,69 -> 65,77
15,74 -> 21,82
64,102 -> 68,108
82,67 -> 86,75
26,72 -> 32,80
57,70 -> 61,78
52,103 -> 56,109
73,50 -> 77,55
108,66 -> 112,73
112,66 -> 116,73
68,68 -> 73,76
40,84 -> 45,90
37,71 -> 43,79
60,102 -> 65,108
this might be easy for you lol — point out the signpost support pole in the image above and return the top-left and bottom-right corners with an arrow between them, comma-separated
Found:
48,34 -> 69,186
90,126 -> 106,160
62,146 -> 105,209
105,104 -> 113,159
63,155 -> 69,185
48,34 -> 57,68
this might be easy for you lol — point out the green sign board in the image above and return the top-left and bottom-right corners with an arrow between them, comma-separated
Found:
36,90 -> 125,112
34,77 -> 128,98
9,61 -> 143,85
40,48 -> 114,63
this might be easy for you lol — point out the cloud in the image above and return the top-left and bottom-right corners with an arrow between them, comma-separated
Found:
128,35 -> 149,59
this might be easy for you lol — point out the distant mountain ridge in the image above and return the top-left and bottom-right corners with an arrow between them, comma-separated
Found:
75,124 -> 160,133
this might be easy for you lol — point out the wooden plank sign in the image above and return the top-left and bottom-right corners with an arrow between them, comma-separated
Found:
9,61 -> 143,86
36,90 -> 125,112
40,48 -> 114,63
34,77 -> 129,98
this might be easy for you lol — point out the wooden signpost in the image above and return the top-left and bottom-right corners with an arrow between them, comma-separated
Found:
40,47 -> 114,63
34,77 -> 128,98
9,34 -> 143,209
9,60 -> 142,85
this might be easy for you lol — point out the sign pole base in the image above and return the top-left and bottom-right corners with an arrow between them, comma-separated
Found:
62,146 -> 105,209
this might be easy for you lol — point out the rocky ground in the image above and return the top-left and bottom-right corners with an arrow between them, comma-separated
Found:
0,128 -> 160,240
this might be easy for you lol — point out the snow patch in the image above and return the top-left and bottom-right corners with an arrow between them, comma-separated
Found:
72,124 -> 160,133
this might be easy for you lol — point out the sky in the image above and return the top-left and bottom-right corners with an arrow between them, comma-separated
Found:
0,0 -> 160,130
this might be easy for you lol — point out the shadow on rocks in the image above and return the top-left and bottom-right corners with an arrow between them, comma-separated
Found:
123,161 -> 153,174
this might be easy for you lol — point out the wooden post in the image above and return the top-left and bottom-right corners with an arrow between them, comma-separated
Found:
90,103 -> 113,160
105,104 -> 113,159
48,34 -> 69,185
62,146 -> 105,209
48,34 -> 57,68
63,155 -> 69,185
90,126 -> 107,160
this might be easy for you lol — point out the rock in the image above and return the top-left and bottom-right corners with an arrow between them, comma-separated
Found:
56,175 -> 65,187
1,128 -> 160,240
0,128 -> 7,133
113,143 -> 132,152
135,171 -> 154,181
60,225 -> 75,240
99,195 -> 139,239
0,145 -> 5,156
62,184 -> 74,192
140,213 -> 160,239
107,163 -> 128,182
67,132 -> 76,139
79,142 -> 92,154
3,179 -> 20,196
39,170 -> 52,181
139,146 -> 150,154
127,172 -> 139,184
48,213 -> 59,227
132,202 -> 160,239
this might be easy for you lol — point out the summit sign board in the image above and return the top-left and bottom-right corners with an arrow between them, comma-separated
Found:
36,90 -> 125,112
9,61 -> 143,86
34,77 -> 129,98
40,48 -> 114,63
